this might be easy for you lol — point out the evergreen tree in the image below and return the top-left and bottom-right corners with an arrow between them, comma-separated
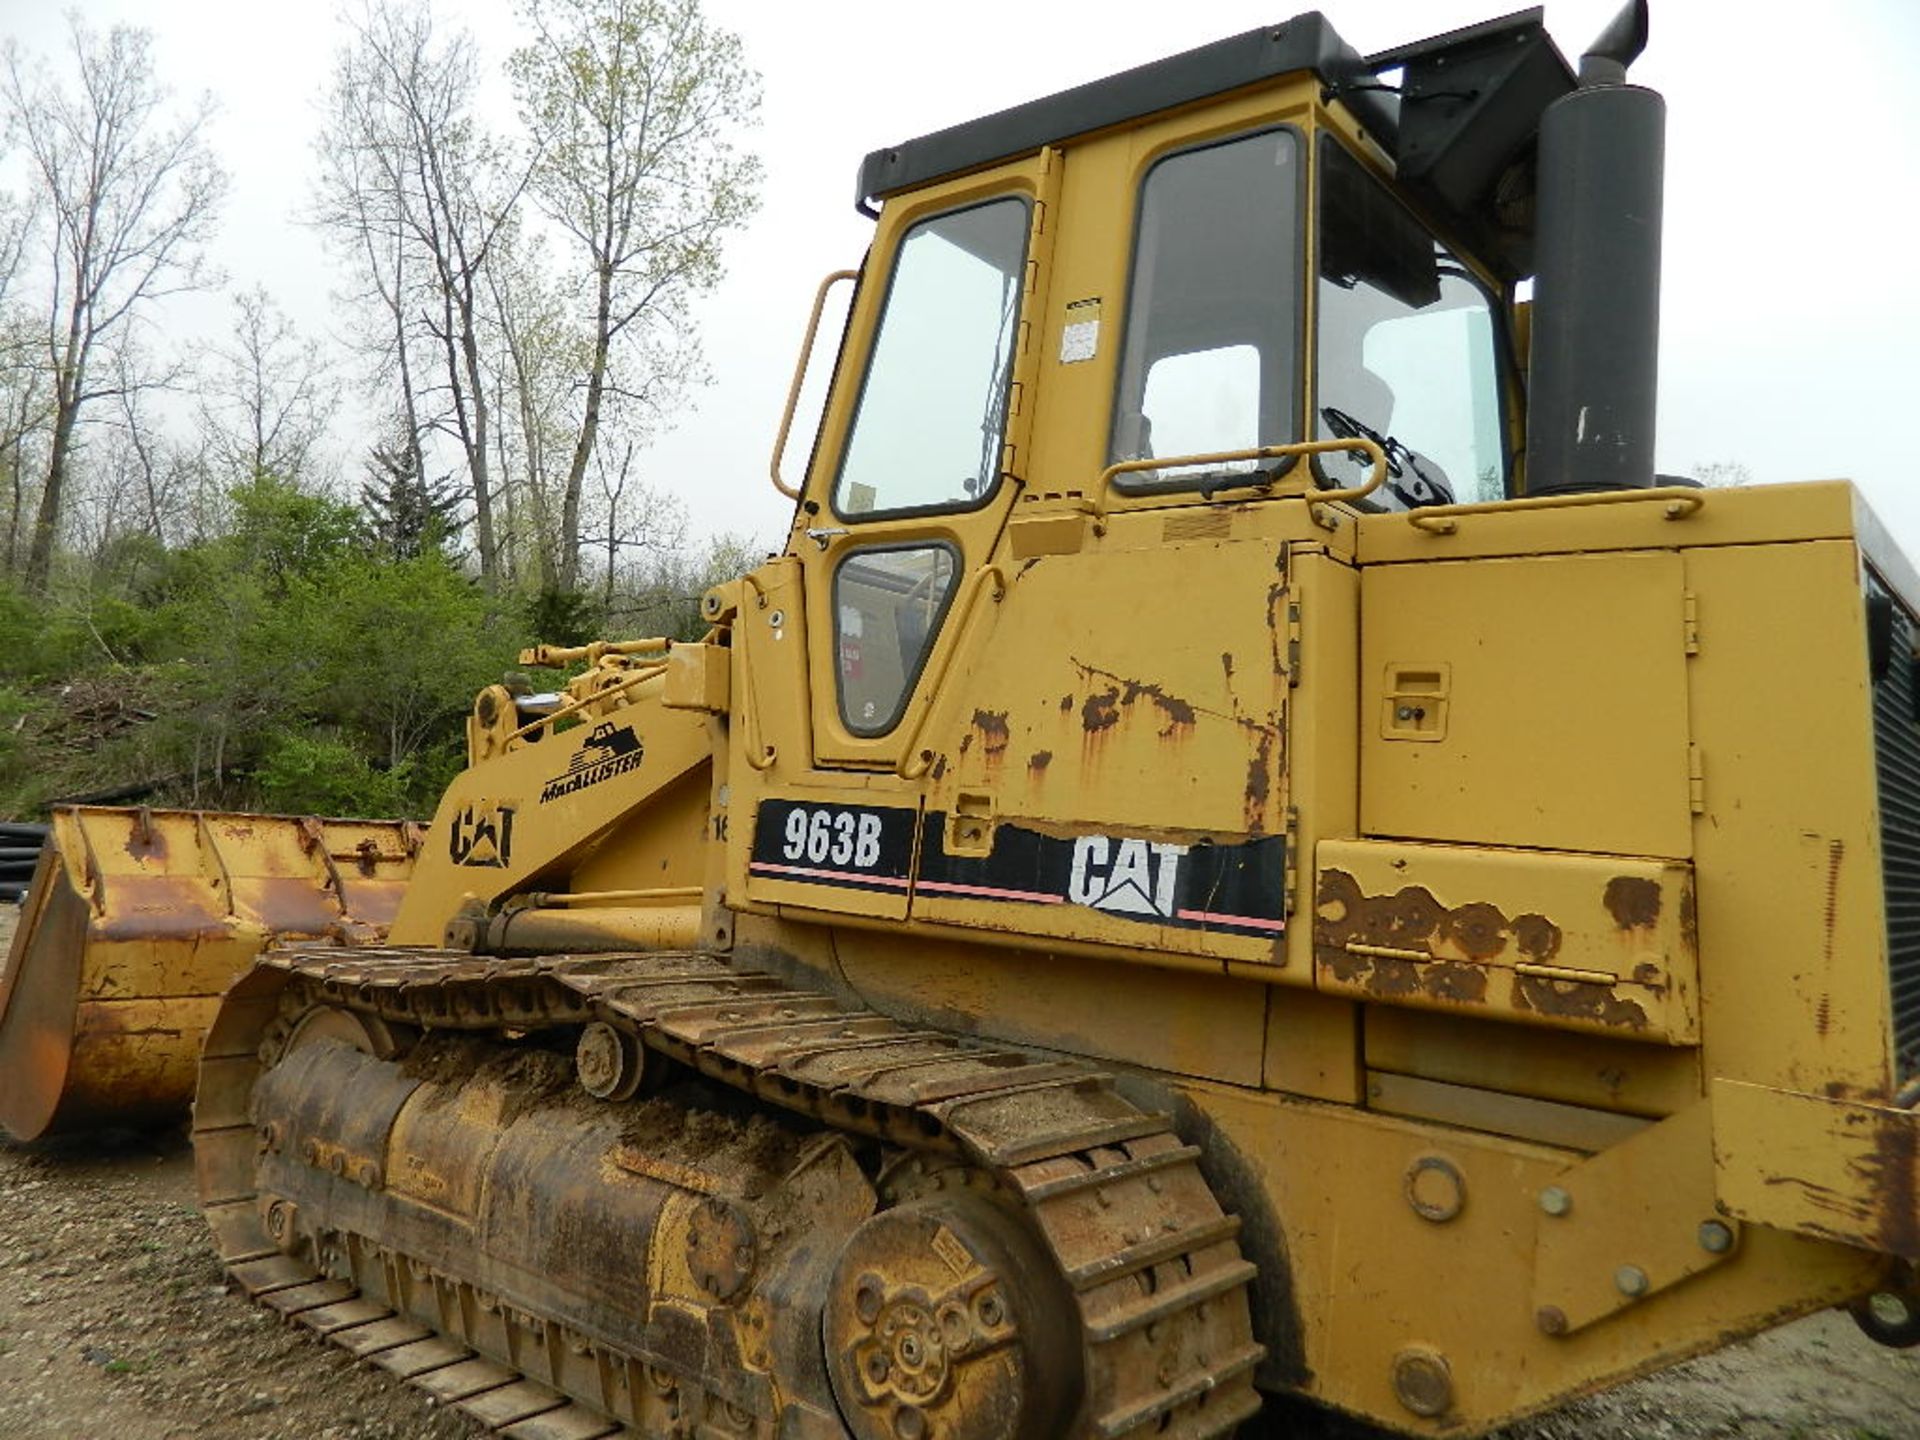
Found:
360,442 -> 461,559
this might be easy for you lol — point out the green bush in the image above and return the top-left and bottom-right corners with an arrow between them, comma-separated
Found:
254,732 -> 417,818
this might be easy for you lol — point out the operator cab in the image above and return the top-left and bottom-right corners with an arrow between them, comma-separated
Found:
768,7 -> 1614,770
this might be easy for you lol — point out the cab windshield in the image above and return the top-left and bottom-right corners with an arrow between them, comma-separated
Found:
1315,136 -> 1507,509
834,197 -> 1030,519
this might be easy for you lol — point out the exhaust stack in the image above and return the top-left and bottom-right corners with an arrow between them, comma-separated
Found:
1523,0 -> 1664,496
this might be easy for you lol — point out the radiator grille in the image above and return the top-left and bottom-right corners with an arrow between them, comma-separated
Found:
1869,577 -> 1920,1084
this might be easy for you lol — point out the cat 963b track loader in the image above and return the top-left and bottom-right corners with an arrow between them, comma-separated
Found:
178,5 -> 1920,1438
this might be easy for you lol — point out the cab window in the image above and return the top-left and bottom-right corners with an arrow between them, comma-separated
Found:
834,544 -> 959,735
1109,128 -> 1302,490
835,198 -> 1030,519
1315,136 -> 1506,508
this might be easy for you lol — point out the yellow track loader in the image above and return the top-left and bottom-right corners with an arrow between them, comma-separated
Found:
17,3 -> 1920,1436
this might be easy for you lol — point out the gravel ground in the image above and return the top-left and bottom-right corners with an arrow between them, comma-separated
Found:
0,1128 -> 1914,1440
0,1129 -> 476,1440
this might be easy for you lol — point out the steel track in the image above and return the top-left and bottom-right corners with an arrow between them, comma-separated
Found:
194,946 -> 1265,1439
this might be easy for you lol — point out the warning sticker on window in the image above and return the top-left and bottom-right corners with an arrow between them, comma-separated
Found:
1060,297 -> 1102,364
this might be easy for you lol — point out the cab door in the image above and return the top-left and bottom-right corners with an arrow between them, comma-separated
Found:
795,152 -> 1059,771
736,152 -> 1058,922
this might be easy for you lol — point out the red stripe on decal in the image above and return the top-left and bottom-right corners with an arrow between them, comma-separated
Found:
916,879 -> 1065,904
750,862 -> 911,888
1176,908 -> 1287,932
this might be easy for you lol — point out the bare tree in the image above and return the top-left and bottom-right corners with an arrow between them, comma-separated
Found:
510,0 -> 760,590
579,436 -> 689,616
196,287 -> 341,487
1,18 -> 224,590
0,294 -> 52,576
314,1 -> 530,589
88,345 -> 179,552
480,217 -> 577,589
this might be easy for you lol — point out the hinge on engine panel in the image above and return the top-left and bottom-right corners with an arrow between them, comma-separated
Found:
1688,744 -> 1706,814
1283,805 -> 1300,915
1683,592 -> 1700,656
1286,598 -> 1303,688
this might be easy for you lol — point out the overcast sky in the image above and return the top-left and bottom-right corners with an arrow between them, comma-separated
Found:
9,1 -> 1919,556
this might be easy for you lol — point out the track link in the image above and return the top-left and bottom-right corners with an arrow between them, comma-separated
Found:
194,946 -> 1265,1438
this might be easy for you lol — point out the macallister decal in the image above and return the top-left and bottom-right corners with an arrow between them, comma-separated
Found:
918,813 -> 1287,936
539,721 -> 645,804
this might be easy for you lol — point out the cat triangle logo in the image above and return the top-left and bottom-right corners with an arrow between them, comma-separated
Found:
1067,836 -> 1188,919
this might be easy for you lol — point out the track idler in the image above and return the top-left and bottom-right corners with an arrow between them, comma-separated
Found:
824,1187 -> 1081,1440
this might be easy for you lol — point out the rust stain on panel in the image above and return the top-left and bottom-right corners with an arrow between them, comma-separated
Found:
1311,868 -> 1682,1027
1315,944 -> 1489,1007
1081,689 -> 1121,733
1512,913 -> 1562,963
1244,729 -> 1273,835
1315,869 -> 1452,954
1603,876 -> 1662,930
1822,838 -> 1844,968
970,709 -> 1010,758
1438,901 -> 1508,962
1026,750 -> 1052,774
1510,973 -> 1649,1031
1266,584 -> 1286,676
123,817 -> 167,863
1068,660 -> 1205,735
1858,1115 -> 1918,1259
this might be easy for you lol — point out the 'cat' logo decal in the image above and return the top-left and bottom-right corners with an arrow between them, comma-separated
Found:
449,804 -> 515,867
1067,836 -> 1188,918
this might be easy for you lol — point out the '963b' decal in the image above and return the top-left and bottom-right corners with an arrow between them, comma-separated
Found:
749,799 -> 1284,935
749,800 -> 916,891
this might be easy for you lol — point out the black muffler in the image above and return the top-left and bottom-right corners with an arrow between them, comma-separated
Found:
1523,0 -> 1665,496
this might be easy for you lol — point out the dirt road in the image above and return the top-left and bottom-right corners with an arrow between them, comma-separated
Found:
0,1124 -> 1915,1440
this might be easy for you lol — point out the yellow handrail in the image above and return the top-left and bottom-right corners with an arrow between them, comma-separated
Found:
896,564 -> 1007,780
1093,436 -> 1387,532
770,268 -> 860,500
1406,485 -> 1707,535
524,887 -> 704,908
735,608 -> 778,772
518,637 -> 670,668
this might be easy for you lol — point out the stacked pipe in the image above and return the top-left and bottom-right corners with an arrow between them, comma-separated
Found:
0,821 -> 49,904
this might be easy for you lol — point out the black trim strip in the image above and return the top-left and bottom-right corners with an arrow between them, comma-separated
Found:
856,15 -> 1386,210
